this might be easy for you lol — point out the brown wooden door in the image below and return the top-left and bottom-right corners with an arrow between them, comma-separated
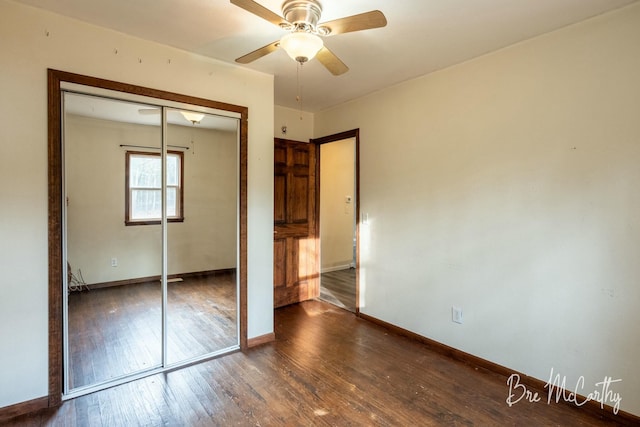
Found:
273,138 -> 319,308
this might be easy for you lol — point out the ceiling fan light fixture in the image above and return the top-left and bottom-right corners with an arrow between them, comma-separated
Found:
280,32 -> 323,63
181,111 -> 205,124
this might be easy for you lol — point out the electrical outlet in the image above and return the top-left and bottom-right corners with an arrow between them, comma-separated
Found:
452,306 -> 463,324
111,257 -> 118,267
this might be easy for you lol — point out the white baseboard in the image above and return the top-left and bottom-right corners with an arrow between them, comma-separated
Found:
321,264 -> 353,273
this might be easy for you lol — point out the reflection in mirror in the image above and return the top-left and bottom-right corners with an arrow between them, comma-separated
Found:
166,110 -> 239,364
62,92 -> 240,395
64,93 -> 163,391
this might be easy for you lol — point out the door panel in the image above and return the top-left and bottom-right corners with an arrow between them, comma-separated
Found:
274,175 -> 286,223
273,239 -> 286,288
273,138 -> 318,308
291,176 -> 309,222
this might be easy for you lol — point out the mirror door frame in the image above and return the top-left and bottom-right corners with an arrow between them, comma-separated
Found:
47,69 -> 248,406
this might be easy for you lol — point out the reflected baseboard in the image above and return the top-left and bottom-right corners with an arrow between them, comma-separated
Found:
79,268 -> 236,291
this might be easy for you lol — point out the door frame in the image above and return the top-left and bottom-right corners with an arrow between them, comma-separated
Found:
47,69 -> 248,406
311,129 -> 360,314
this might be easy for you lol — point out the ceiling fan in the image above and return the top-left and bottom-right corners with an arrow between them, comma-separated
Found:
230,0 -> 387,75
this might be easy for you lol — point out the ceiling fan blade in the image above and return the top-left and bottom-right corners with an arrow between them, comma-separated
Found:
235,40 -> 281,64
316,46 -> 349,76
318,10 -> 387,36
230,0 -> 288,27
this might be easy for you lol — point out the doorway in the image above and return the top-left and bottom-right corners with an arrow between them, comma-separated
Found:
313,130 -> 359,313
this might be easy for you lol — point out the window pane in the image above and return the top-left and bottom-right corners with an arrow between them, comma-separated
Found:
132,189 -> 162,219
131,156 -> 161,188
166,187 -> 177,217
166,155 -> 178,186
127,152 -> 181,222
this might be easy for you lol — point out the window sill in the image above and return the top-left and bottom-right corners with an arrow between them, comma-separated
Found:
125,218 -> 185,226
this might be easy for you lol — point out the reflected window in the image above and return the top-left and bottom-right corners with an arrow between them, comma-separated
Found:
125,151 -> 184,225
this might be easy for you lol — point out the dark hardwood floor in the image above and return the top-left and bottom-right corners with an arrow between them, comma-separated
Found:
68,273 -> 237,390
6,300 -> 627,426
320,268 -> 356,312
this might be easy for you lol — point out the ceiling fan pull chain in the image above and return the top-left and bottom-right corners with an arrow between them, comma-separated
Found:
297,61 -> 303,120
191,128 -> 196,155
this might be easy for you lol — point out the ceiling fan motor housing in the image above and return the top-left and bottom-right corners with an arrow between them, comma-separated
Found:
282,0 -> 322,31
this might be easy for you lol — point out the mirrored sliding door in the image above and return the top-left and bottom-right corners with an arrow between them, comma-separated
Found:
64,93 -> 163,391
61,85 -> 241,398
165,109 -> 239,364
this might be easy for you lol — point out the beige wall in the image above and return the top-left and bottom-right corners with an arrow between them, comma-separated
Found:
320,138 -> 356,271
66,115 -> 237,284
315,3 -> 640,416
0,0 -> 274,408
274,105 -> 314,142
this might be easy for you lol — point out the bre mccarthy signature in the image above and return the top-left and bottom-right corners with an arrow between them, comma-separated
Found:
506,368 -> 622,414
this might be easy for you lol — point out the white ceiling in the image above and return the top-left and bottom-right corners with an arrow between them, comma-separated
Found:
16,0 -> 638,112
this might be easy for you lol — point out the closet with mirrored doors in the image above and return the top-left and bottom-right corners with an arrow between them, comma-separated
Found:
49,70 -> 247,400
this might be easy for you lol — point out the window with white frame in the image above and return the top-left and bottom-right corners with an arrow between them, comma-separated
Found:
125,151 -> 184,225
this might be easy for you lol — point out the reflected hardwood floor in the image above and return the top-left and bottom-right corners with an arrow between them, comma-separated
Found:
319,268 -> 356,312
67,273 -> 237,389
7,300 -> 625,426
